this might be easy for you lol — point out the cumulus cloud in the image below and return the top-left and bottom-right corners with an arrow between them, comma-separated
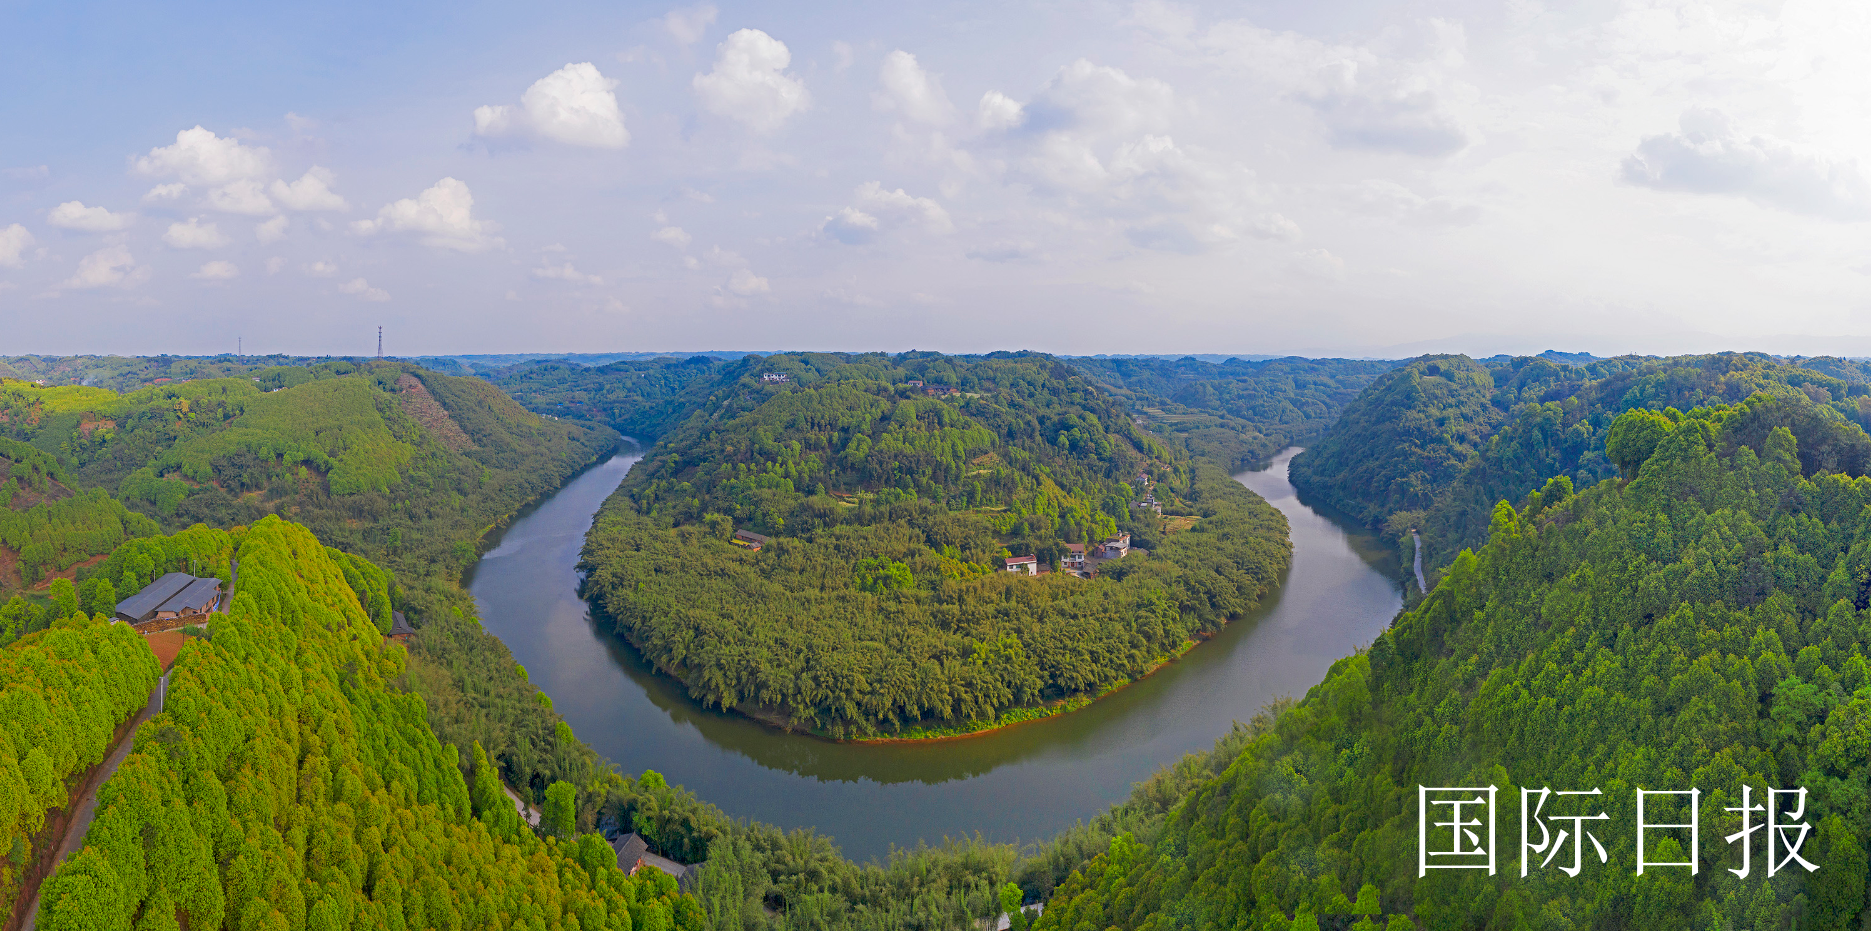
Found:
307,260 -> 337,276
190,260 -> 239,280
651,226 -> 692,248
270,167 -> 349,211
1311,89 -> 1468,157
474,63 -> 629,149
726,267 -> 769,295
62,244 -> 149,289
533,262 -> 603,284
48,201 -> 133,232
976,91 -> 1026,131
132,126 -> 272,187
1622,109 -> 1871,220
0,224 -> 33,267
822,181 -> 952,243
132,126 -> 289,211
256,215 -> 289,244
163,217 -> 228,249
352,178 -> 502,251
1029,59 -> 1174,139
664,3 -> 716,45
339,277 -> 390,301
694,29 -> 809,132
875,51 -> 954,125
205,179 -> 275,215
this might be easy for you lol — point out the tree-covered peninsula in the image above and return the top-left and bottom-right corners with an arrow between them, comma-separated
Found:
579,352 -> 1291,737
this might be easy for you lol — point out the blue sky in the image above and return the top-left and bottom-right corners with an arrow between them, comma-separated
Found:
4,0 -> 1870,358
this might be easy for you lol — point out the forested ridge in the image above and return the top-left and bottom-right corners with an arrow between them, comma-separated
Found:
579,351 -> 1292,736
1069,356 -> 1397,473
1035,394 -> 1871,930
0,360 -> 614,618
1290,352 -> 1871,582
16,517 -> 702,930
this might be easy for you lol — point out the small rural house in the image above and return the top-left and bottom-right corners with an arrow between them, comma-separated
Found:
1062,543 -> 1086,569
611,832 -> 705,893
388,611 -> 416,642
1102,533 -> 1131,558
733,529 -> 771,551
761,372 -> 790,383
1005,555 -> 1038,575
114,572 -> 224,629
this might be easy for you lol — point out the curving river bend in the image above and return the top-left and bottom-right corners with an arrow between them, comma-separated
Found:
467,446 -> 1401,862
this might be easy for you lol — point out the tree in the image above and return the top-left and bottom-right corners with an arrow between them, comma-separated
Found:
1352,884 -> 1381,916
544,780 -> 577,839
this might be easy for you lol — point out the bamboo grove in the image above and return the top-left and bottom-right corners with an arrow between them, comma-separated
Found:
1037,395 -> 1871,930
578,353 -> 1292,736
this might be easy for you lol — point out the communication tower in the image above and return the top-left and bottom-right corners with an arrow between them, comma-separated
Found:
377,326 -> 383,358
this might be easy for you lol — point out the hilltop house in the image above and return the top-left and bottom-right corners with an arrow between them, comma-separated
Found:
1004,555 -> 1038,575
611,833 -> 705,893
1062,543 -> 1086,570
115,572 -> 224,629
1101,533 -> 1131,558
733,529 -> 771,551
761,373 -> 790,383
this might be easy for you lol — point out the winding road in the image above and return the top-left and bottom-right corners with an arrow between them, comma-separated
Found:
1411,530 -> 1428,593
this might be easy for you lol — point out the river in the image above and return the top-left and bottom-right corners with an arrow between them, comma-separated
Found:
467,446 -> 1402,863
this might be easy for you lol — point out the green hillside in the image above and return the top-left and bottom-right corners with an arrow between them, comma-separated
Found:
485,356 -> 733,440
1069,356 -> 1397,472
579,352 -> 1291,737
16,518 -> 699,930
0,361 -> 615,615
1036,394 -> 1871,930
1290,353 -> 1871,582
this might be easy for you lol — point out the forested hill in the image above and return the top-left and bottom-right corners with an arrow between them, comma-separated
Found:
1290,352 -> 1871,578
0,360 -> 613,614
580,352 -> 1293,737
1037,394 -> 1871,931
18,517 -> 700,929
483,355 -> 732,440
1068,356 -> 1397,472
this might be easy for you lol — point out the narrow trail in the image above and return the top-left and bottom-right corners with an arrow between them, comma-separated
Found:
1411,530 -> 1428,594
16,671 -> 168,931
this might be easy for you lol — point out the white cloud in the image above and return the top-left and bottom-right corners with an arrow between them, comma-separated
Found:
62,244 -> 149,289
977,91 -> 1026,131
474,63 -> 629,149
256,214 -> 289,243
1336,180 -> 1478,226
352,177 -> 502,251
533,262 -> 603,284
875,51 -> 954,125
1622,109 -> 1871,221
823,181 -> 953,243
694,29 -> 809,132
48,201 -> 132,232
132,126 -> 272,187
307,260 -> 337,276
340,277 -> 391,301
664,3 -> 716,45
1290,247 -> 1346,280
832,41 -> 854,73
190,260 -> 239,280
265,256 -> 286,274
1031,59 -> 1175,140
205,179 -> 275,216
0,224 -> 33,267
651,226 -> 692,248
142,183 -> 187,203
727,267 -> 769,295
270,166 -> 349,211
163,217 -> 228,249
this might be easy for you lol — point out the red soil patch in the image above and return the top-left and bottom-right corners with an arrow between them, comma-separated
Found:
144,630 -> 187,672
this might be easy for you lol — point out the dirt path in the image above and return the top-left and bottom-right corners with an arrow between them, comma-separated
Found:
13,671 -> 167,931
504,784 -> 542,828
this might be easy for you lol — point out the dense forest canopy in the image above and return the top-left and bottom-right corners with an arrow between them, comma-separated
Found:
18,518 -> 701,930
483,356 -> 734,440
1036,393 -> 1871,931
1290,352 -> 1871,582
1068,356 -> 1398,472
579,352 -> 1293,736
